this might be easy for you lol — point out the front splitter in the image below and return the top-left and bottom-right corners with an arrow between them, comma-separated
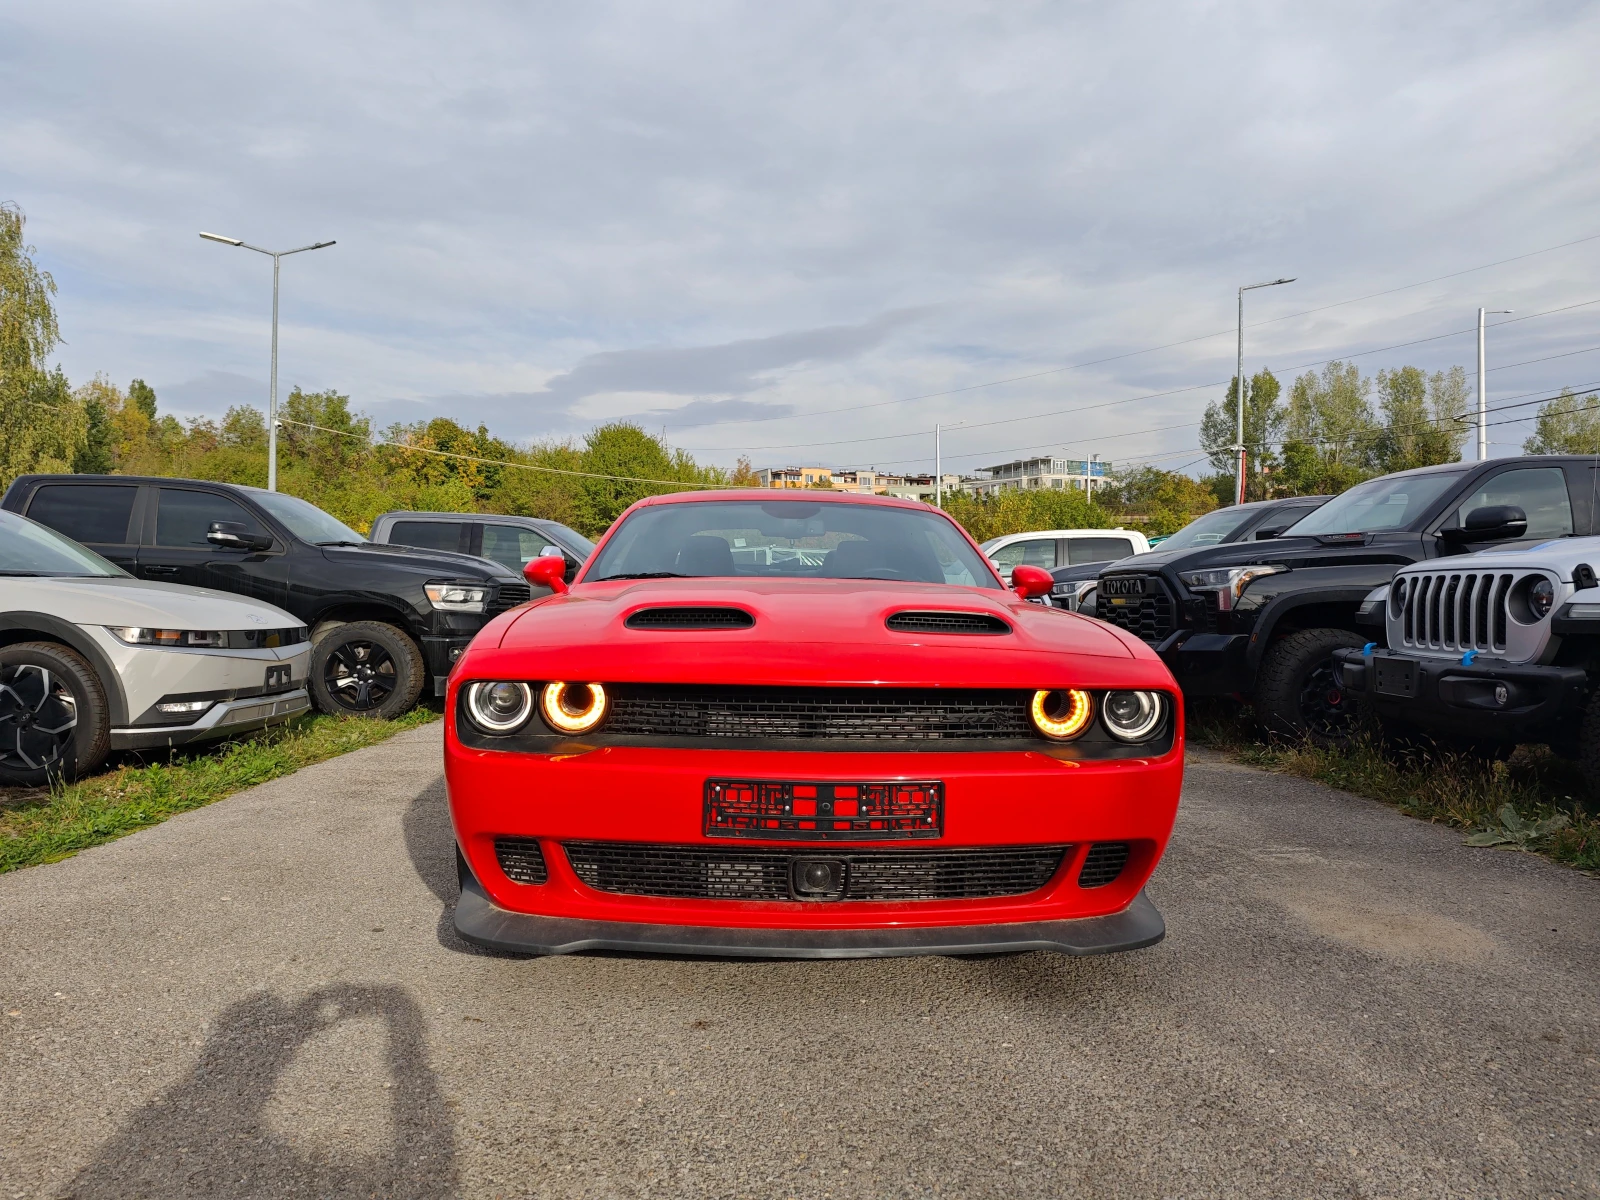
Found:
453,855 -> 1165,959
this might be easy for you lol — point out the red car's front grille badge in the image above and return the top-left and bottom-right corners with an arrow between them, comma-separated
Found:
705,778 -> 943,840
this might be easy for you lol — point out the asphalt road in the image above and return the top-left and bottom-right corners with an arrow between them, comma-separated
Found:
1,724 -> 1596,1200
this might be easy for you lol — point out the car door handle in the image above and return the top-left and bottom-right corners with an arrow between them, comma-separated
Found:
143,565 -> 180,576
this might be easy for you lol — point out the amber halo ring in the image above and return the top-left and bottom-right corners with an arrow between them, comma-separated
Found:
1029,689 -> 1093,740
540,681 -> 609,734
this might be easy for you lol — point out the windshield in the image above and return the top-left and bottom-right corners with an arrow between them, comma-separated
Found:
0,511 -> 126,577
251,490 -> 366,545
1157,506 -> 1260,552
544,522 -> 596,558
586,500 -> 1001,587
1283,471 -> 1465,536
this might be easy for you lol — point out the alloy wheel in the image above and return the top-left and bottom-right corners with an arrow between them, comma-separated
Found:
323,639 -> 398,712
0,664 -> 79,772
1297,656 -> 1357,741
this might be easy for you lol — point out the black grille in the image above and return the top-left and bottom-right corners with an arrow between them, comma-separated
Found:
604,685 -> 1034,741
1096,579 -> 1174,642
487,582 -> 533,615
494,836 -> 549,884
1200,591 -> 1221,633
563,842 -> 1069,901
885,611 -> 1011,635
1077,841 -> 1130,888
625,606 -> 754,630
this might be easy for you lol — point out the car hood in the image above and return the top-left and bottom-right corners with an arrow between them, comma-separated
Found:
1100,536 -> 1326,574
320,542 -> 519,581
0,575 -> 303,629
483,577 -> 1181,692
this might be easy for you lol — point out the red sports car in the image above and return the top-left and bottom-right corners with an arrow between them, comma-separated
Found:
444,490 -> 1183,958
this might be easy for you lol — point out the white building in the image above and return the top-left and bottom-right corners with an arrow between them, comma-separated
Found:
966,456 -> 1109,498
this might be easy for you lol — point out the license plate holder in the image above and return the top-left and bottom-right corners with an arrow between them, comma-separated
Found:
264,663 -> 292,692
1373,657 -> 1418,698
705,779 -> 943,840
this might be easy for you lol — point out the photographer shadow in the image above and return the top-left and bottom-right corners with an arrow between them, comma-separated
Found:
65,984 -> 458,1199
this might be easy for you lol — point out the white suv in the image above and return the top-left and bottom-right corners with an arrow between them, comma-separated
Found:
0,510 -> 311,785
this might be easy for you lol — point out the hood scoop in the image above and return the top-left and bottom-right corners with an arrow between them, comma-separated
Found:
625,606 -> 755,631
886,611 -> 1011,635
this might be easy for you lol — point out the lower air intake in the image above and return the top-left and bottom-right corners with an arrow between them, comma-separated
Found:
562,842 -> 1069,902
1077,842 -> 1130,888
494,837 -> 549,884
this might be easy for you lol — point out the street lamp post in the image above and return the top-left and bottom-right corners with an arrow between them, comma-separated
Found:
200,232 -> 336,491
1476,307 -> 1513,461
1235,276 -> 1296,505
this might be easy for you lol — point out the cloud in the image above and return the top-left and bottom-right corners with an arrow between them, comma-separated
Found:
155,370 -> 266,417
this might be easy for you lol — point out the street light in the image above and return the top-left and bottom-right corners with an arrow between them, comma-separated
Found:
200,232 -> 336,491
1476,307 -> 1513,461
1235,276 -> 1295,505
935,421 -> 965,507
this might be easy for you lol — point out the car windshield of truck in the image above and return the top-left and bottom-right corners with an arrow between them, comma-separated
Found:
252,490 -> 367,545
545,523 -> 596,558
1281,471 -> 1465,536
1155,507 -> 1259,551
0,511 -> 126,577
587,500 -> 1001,587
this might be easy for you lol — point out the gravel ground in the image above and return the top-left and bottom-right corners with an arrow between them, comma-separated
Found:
0,723 -> 1595,1199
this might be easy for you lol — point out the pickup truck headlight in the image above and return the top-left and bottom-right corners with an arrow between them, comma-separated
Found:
1180,565 -> 1287,610
425,582 -> 488,613
107,627 -> 225,648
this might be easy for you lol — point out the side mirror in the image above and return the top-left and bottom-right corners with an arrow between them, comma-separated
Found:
1254,527 -> 1284,540
1440,504 -> 1528,545
208,521 -> 273,552
1011,564 -> 1054,600
524,553 -> 569,594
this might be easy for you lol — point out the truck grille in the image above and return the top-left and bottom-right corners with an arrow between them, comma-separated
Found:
1396,571 -> 1512,653
562,842 -> 1069,901
605,685 -> 1035,741
1095,577 -> 1174,642
487,582 -> 532,616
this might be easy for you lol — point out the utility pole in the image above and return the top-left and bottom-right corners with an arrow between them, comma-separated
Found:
1477,306 -> 1513,461
934,421 -> 964,506
1235,276 -> 1296,505
200,232 -> 336,491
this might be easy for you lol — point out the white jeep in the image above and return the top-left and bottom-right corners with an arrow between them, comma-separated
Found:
1333,534 -> 1600,775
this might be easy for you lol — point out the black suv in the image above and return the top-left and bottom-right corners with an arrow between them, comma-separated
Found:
1092,457 -> 1600,739
1047,495 -> 1330,611
1,475 -> 530,720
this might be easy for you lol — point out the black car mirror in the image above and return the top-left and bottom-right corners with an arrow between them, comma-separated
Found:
208,521 -> 273,551
1439,504 -> 1528,545
1254,527 -> 1284,540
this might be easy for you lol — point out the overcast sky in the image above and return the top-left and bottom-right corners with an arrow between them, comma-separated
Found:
5,1 -> 1599,475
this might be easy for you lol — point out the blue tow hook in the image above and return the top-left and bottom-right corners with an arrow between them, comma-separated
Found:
1362,642 -> 1376,658
1461,649 -> 1478,666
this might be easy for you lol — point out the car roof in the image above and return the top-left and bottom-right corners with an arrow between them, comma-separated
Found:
374,511 -> 555,523
632,488 -> 930,510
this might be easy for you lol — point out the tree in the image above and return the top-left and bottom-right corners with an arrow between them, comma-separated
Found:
1286,361 -> 1377,468
1100,466 -> 1218,536
128,378 -> 157,420
1371,365 -> 1466,472
939,487 -> 1111,544
1523,388 -> 1600,454
1200,370 -> 1283,499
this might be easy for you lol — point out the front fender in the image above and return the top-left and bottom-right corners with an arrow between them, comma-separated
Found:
1236,567 -> 1402,672
0,611 -> 130,725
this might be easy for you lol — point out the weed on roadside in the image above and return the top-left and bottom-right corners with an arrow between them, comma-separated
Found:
0,706 -> 440,873
1188,698 -> 1599,873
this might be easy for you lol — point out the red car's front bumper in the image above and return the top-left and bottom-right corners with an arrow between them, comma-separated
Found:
444,717 -> 1183,958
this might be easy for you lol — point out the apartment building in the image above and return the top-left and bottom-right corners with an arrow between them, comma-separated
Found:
966,456 -> 1109,497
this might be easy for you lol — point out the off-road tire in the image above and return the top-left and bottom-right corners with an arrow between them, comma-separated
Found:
1253,627 -> 1368,745
1578,689 -> 1600,798
0,641 -> 111,786
309,621 -> 425,720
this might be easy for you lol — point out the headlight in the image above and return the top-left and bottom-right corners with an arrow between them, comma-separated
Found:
540,681 -> 609,734
464,681 -> 534,733
1101,690 -> 1166,742
1530,578 -> 1555,619
425,582 -> 489,613
1389,577 -> 1409,616
1179,564 -> 1287,610
1030,689 -> 1093,740
107,627 -> 225,647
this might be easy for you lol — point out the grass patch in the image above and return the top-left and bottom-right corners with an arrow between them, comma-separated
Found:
1188,699 -> 1600,873
0,706 -> 439,874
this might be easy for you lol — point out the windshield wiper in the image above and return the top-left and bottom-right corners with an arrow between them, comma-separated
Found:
592,572 -> 692,581
315,540 -> 367,547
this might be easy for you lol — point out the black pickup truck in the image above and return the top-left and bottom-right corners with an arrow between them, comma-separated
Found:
2,475 -> 530,720
1091,456 -> 1600,740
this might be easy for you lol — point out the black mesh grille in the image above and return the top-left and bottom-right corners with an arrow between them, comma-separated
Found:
494,836 -> 549,884
885,611 -> 1011,635
1096,579 -> 1174,642
1078,841 -> 1130,888
625,607 -> 755,630
563,842 -> 1069,901
487,582 -> 533,615
604,685 -> 1034,741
